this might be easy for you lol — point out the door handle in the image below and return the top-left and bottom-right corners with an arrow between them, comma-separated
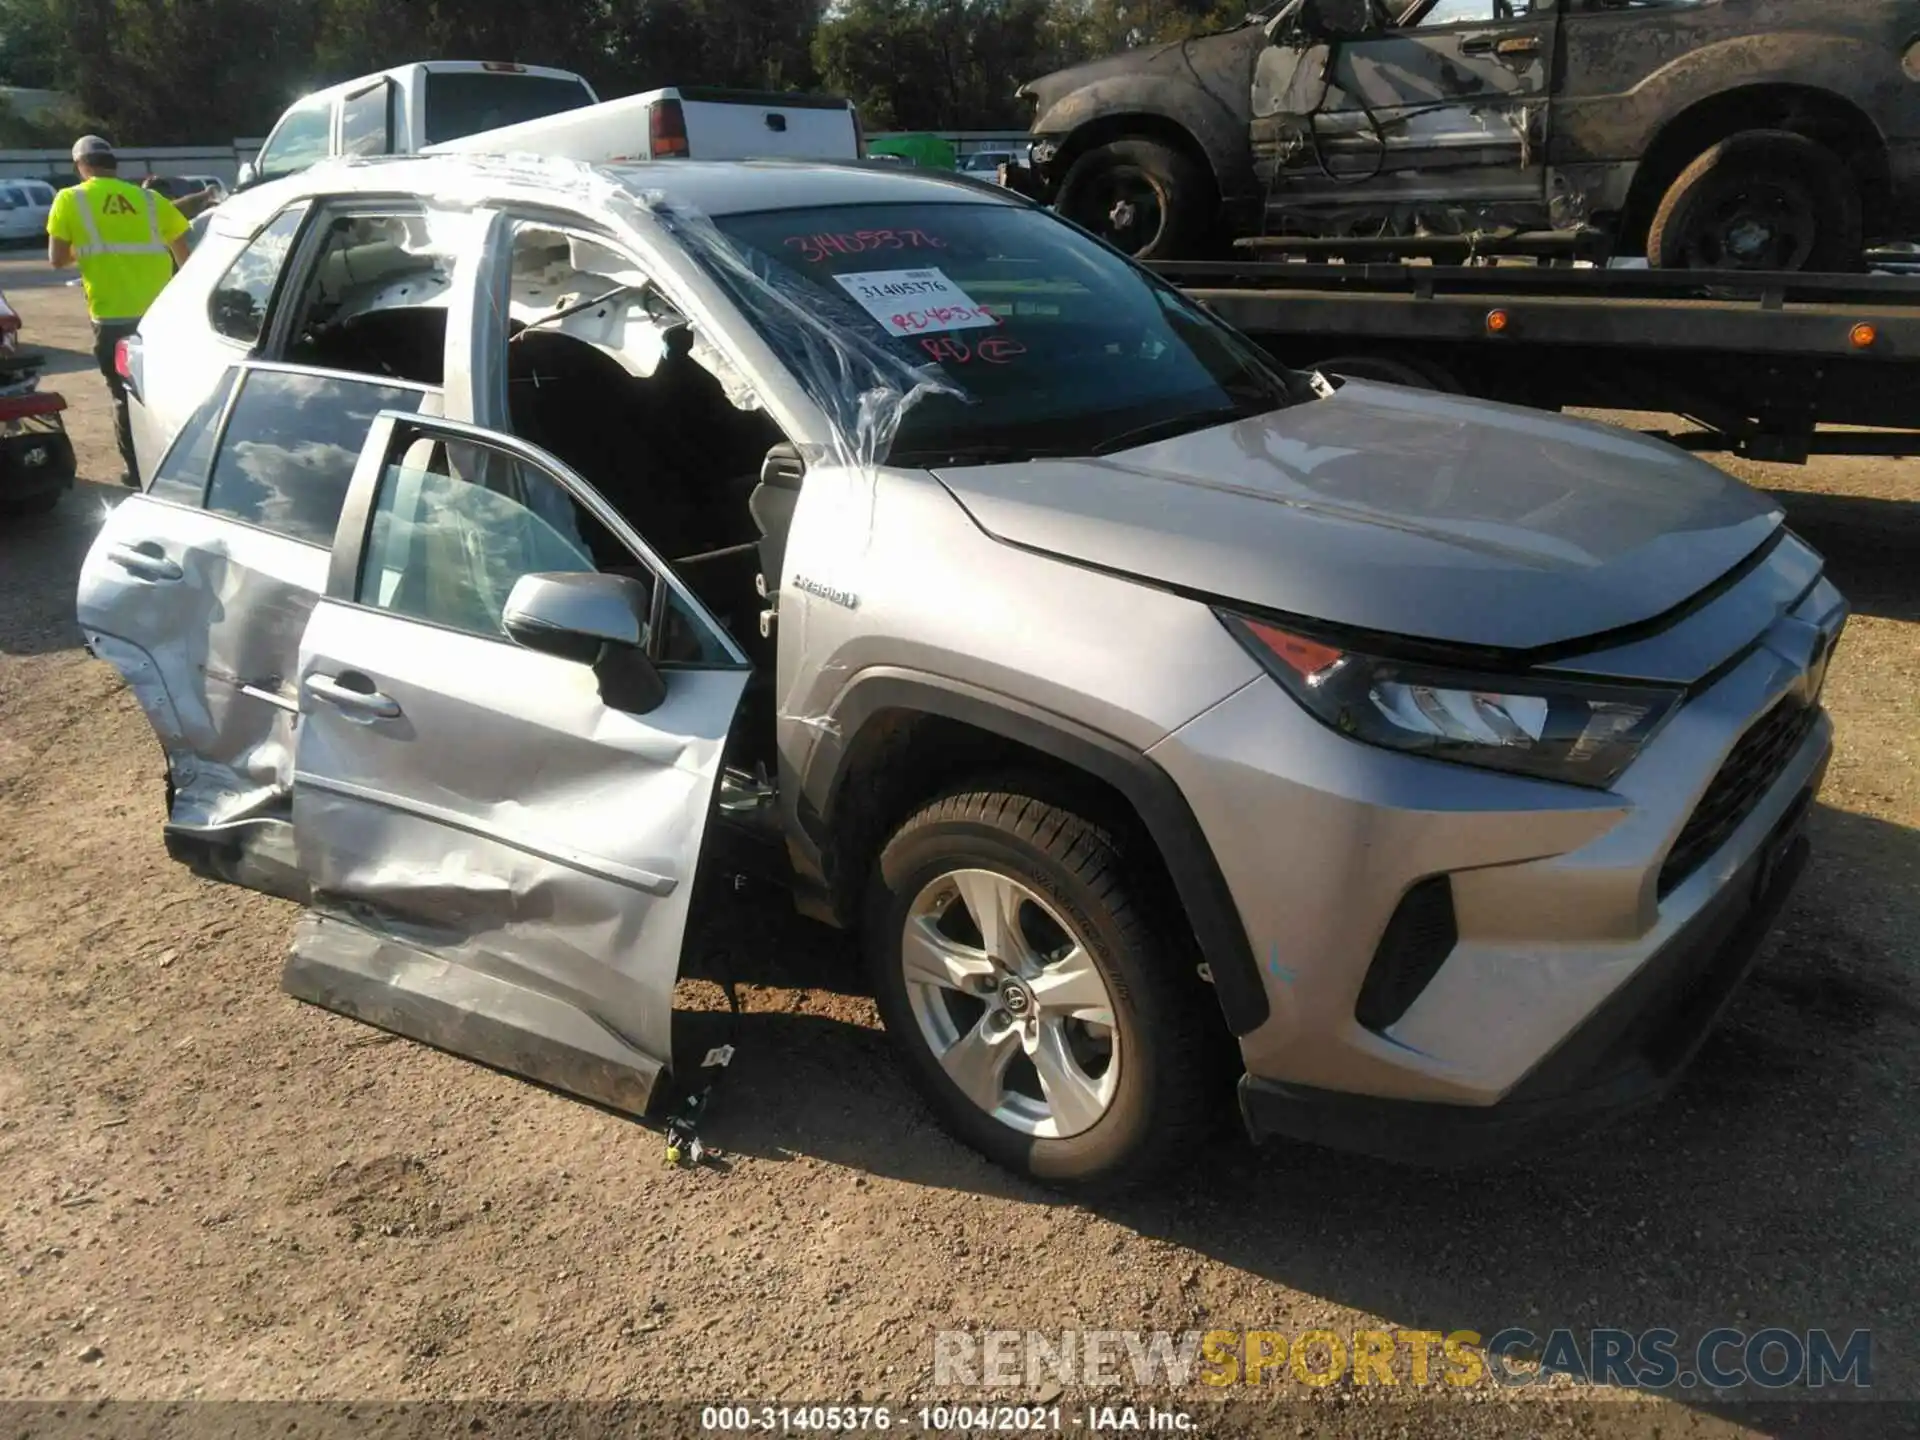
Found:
305,672 -> 402,720
107,541 -> 182,583
1463,32 -> 1542,57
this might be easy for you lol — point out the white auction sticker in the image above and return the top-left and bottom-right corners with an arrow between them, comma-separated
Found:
832,267 -> 999,338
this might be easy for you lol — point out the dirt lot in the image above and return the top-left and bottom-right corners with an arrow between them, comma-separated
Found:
0,253 -> 1915,1439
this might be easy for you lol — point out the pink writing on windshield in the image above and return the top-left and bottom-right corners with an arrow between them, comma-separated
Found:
785,229 -> 948,263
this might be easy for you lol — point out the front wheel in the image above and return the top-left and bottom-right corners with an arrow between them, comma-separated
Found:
864,784 -> 1225,1190
1646,130 -> 1863,272
1055,138 -> 1212,260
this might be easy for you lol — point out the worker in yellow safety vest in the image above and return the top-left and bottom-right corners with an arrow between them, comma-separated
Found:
47,135 -> 192,486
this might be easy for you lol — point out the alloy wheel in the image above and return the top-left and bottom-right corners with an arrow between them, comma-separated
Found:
900,868 -> 1119,1139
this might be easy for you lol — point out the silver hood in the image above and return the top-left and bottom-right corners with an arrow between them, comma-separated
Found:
932,381 -> 1785,653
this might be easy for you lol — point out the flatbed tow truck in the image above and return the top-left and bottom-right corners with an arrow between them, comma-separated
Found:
1155,241 -> 1920,466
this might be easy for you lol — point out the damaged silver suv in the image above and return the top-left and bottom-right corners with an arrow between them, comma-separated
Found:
79,154 -> 1846,1187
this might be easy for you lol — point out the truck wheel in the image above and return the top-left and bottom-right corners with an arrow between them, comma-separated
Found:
863,784 -> 1224,1190
1056,138 -> 1210,260
1647,130 -> 1863,273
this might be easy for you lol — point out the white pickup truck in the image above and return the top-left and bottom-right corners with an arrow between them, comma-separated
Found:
240,61 -> 862,190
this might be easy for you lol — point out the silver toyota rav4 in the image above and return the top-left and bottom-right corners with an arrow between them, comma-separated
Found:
79,154 -> 1845,1187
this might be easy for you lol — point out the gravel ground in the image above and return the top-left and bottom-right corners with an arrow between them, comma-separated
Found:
0,253 -> 1914,1440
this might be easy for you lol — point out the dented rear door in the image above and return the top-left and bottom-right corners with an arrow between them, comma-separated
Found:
1254,0 -> 1560,231
76,362 -> 438,896
285,412 -> 750,1116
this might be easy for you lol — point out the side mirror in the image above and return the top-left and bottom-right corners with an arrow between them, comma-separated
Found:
235,162 -> 257,190
502,571 -> 667,714
1293,0 -> 1378,40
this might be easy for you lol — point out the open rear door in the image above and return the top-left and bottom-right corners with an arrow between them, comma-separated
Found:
285,411 -> 751,1115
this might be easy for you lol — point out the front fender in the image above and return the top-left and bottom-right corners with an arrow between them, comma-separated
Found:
1030,37 -> 1263,197
798,667 -> 1272,1038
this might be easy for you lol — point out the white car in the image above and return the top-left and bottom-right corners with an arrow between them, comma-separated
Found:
0,180 -> 55,243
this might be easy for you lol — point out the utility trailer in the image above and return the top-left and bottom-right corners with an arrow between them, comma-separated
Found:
1156,250 -> 1920,466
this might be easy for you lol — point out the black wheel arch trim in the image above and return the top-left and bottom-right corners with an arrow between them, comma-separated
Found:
798,669 -> 1270,1036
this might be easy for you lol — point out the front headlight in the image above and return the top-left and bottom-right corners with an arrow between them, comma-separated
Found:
1220,612 -> 1682,789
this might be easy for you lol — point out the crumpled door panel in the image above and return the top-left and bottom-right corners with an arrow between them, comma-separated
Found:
77,495 -> 328,890
286,598 -> 747,1117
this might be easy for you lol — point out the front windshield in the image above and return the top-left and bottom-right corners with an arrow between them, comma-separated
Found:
701,201 -> 1306,466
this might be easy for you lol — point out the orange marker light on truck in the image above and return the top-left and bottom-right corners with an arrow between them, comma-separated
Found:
1851,323 -> 1878,350
1486,309 -> 1512,335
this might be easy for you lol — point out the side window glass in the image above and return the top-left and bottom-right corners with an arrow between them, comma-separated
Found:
340,81 -> 394,158
282,210 -> 453,386
257,100 -> 332,183
358,436 -> 731,664
1419,0 -> 1539,23
209,207 -> 306,347
145,369 -> 237,506
205,369 -> 428,545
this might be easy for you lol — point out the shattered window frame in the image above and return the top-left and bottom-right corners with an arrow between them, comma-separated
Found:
494,209 -> 778,417
1409,0 -> 1544,27
273,199 -> 463,389
208,202 -> 310,350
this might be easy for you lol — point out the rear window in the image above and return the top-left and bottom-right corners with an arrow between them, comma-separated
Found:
702,202 -> 1304,466
421,71 -> 595,146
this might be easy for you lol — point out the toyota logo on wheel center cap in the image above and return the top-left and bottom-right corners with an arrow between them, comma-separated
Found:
1001,981 -> 1034,1017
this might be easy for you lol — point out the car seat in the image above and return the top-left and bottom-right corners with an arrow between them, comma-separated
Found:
748,441 -> 805,595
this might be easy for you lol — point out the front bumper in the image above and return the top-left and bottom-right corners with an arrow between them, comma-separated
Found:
1237,781 -> 1816,1165
1149,537 -> 1846,1157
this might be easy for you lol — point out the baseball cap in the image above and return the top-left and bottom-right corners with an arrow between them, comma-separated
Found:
71,135 -> 115,163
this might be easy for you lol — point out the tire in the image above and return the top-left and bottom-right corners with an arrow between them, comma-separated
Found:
1647,130 -> 1863,273
1055,137 -> 1212,261
863,783 -> 1227,1190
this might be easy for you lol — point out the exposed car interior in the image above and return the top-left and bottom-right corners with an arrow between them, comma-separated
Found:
501,226 -> 801,789
500,228 -> 793,638
266,214 -> 805,796
282,214 -> 452,385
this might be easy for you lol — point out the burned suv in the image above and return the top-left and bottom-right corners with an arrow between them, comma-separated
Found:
1021,0 -> 1920,267
81,154 -> 1843,1188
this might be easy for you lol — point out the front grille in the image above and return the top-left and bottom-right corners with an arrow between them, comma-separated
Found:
1355,876 -> 1458,1033
1658,700 -> 1819,898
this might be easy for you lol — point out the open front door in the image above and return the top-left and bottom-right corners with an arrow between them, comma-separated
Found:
1254,0 -> 1560,234
287,411 -> 751,1115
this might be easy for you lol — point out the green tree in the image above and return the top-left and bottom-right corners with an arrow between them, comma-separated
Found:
814,0 -> 1069,131
592,0 -> 822,97
0,0 -> 70,89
